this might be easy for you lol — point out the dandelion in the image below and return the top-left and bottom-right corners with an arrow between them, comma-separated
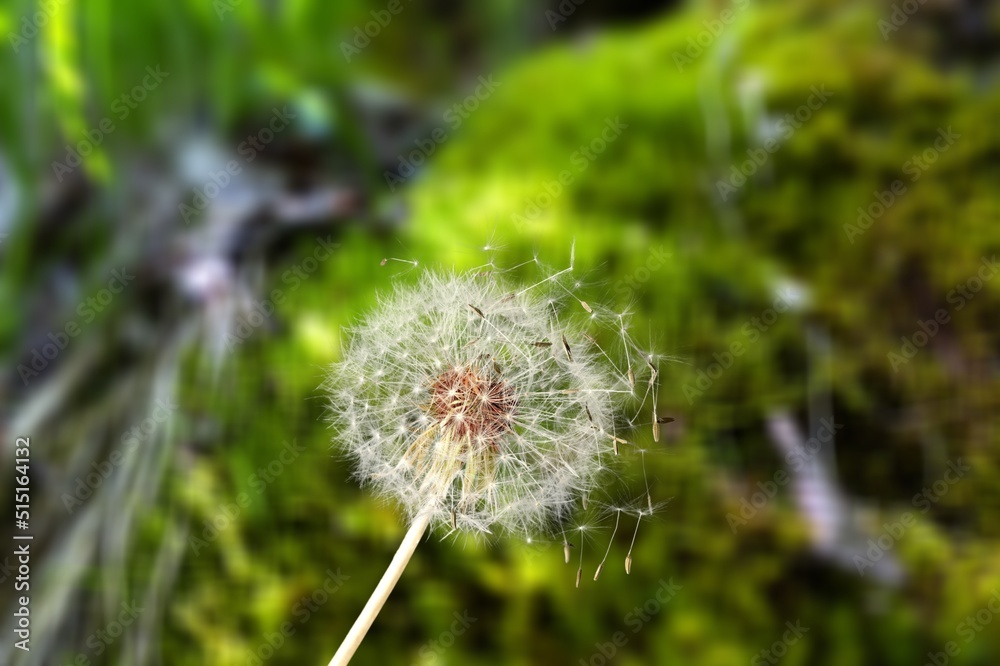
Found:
323,258 -> 662,664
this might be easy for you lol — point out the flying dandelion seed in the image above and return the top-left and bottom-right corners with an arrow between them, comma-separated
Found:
322,260 -> 664,665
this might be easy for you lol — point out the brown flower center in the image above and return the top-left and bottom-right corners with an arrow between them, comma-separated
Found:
428,366 -> 516,447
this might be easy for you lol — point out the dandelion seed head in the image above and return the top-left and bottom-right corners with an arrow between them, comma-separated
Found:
325,264 -> 660,541
324,255 -> 655,542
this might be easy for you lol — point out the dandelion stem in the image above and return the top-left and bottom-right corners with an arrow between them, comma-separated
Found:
328,509 -> 432,666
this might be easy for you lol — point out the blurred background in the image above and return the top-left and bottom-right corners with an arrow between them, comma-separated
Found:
2,0 -> 1000,664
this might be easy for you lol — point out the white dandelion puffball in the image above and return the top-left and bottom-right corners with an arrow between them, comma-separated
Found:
326,269 -> 645,538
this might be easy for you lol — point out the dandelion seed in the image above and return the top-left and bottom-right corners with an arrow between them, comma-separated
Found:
561,334 -> 573,362
604,433 -> 628,456
576,529 -> 585,589
467,303 -> 485,319
552,278 -> 593,315
625,512 -> 643,575
531,341 -> 552,348
595,510 -> 621,581
640,450 -> 653,512
380,257 -> 419,268
646,357 -> 657,386
655,415 -> 674,445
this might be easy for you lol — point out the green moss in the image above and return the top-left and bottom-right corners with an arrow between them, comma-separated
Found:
157,4 -> 1000,665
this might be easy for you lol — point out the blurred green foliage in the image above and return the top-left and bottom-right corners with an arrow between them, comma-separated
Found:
11,0 -> 1000,664
171,3 -> 1000,665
